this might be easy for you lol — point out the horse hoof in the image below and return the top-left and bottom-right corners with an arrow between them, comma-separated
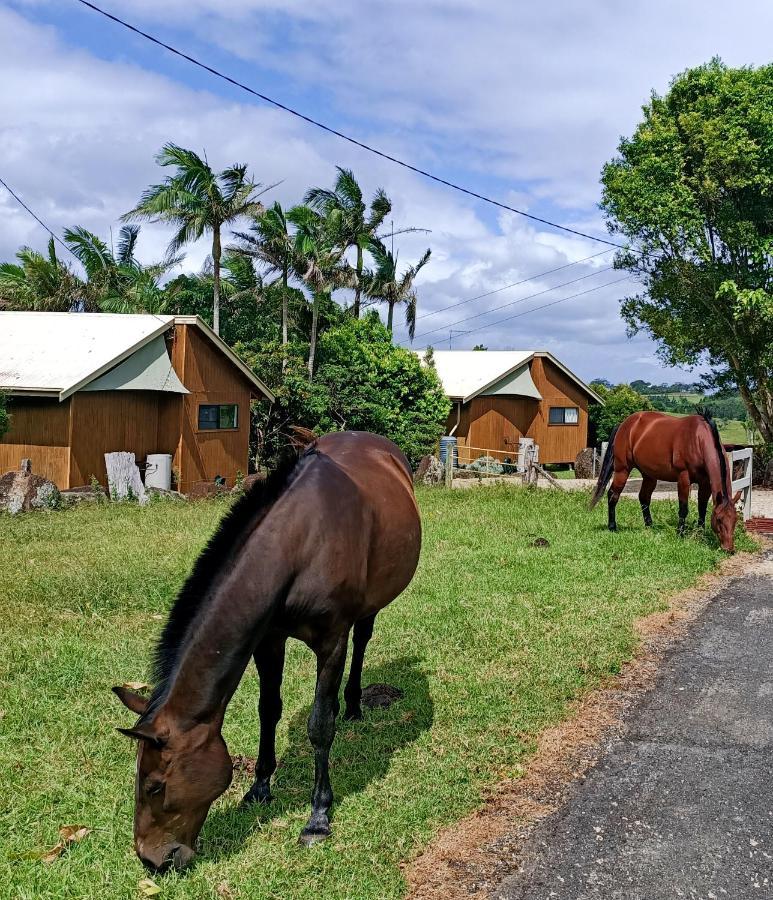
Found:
298,824 -> 331,847
241,786 -> 272,807
344,707 -> 363,721
608,525 -> 617,533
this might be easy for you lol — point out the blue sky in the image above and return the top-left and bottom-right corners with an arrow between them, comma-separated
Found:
2,0 -> 772,383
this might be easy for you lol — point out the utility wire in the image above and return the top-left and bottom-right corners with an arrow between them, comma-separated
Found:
0,175 -> 74,257
416,248 -> 612,321
74,0 -> 632,253
408,265 -> 615,344
413,274 -> 633,349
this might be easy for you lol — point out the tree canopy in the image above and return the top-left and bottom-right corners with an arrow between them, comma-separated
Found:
0,393 -> 9,442
600,58 -> 773,441
589,382 -> 653,442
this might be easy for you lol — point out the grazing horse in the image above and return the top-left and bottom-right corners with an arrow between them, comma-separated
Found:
113,431 -> 421,871
590,410 -> 740,551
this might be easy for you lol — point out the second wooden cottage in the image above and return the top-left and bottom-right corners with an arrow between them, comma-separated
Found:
422,350 -> 603,465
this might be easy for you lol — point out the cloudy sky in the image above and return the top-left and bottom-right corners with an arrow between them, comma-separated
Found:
1,0 -> 771,383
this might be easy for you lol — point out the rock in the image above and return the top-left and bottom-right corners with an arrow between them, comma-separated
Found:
0,460 -> 61,514
189,481 -> 229,500
574,447 -> 597,480
416,455 -> 444,485
61,484 -> 107,505
232,473 -> 265,493
146,486 -> 186,501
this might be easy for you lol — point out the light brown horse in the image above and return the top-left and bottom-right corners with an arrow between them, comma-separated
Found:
591,410 -> 740,550
113,431 -> 421,871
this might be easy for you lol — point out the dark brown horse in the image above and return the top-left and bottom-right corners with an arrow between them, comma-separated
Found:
113,431 -> 421,871
591,410 -> 740,550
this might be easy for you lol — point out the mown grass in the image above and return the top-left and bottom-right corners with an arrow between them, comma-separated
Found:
0,487 -> 754,900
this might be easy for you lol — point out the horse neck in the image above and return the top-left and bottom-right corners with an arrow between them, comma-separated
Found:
703,428 -> 729,500
160,527 -> 289,728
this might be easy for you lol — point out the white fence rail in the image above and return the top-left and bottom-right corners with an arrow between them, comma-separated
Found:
730,447 -> 753,521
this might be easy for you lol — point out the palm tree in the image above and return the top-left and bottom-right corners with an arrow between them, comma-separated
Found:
0,238 -> 86,311
286,204 -> 353,378
122,143 -> 270,335
63,225 -> 178,314
365,243 -> 431,339
305,168 -> 391,319
231,202 -> 293,351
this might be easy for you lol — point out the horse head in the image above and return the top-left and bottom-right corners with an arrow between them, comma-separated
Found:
711,490 -> 742,552
113,686 -> 233,872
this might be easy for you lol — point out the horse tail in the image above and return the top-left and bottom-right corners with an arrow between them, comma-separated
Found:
590,425 -> 620,508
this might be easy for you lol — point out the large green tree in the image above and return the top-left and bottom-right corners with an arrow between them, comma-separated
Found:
0,393 -> 9,441
365,242 -> 431,339
600,59 -> 773,440
589,382 -> 653,442
123,144 -> 269,335
305,168 -> 391,318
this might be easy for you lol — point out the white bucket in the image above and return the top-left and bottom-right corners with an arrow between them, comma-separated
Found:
145,453 -> 173,491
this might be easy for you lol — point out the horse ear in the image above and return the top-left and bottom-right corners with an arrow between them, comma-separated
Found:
112,685 -> 149,715
117,724 -> 164,747
732,490 -> 742,504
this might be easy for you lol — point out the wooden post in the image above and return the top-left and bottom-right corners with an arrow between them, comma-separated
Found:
444,446 -> 454,488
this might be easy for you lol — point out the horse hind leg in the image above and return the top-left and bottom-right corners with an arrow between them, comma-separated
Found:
242,635 -> 286,806
300,632 -> 348,846
639,475 -> 657,527
344,613 -> 376,721
607,468 -> 630,532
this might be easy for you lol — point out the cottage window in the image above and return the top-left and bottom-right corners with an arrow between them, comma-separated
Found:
548,406 -> 579,425
198,404 -> 239,430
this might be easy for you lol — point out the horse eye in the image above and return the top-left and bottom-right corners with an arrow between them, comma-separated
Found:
145,780 -> 164,796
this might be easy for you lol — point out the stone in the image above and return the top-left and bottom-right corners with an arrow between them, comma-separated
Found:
0,460 -> 61,514
417,455 -> 444,485
574,447 -> 597,480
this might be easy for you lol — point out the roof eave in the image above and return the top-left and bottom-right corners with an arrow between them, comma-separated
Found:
462,353 -> 538,403
533,351 -> 605,404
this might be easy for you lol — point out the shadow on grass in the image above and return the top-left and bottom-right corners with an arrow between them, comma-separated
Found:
199,655 -> 433,860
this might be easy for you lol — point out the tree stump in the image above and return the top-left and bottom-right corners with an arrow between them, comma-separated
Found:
104,452 -> 148,505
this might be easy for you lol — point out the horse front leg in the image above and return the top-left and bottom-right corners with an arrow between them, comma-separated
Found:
638,475 -> 657,527
607,469 -> 629,532
242,635 -> 286,806
677,471 -> 691,536
344,613 -> 376,721
300,631 -> 349,846
697,480 -> 710,529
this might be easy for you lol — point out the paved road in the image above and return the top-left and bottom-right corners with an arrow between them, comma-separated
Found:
496,554 -> 773,900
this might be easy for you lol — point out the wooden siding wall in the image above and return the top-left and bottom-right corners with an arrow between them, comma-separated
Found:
452,356 -> 590,465
175,325 -> 252,493
68,392 -> 182,488
0,397 -> 71,486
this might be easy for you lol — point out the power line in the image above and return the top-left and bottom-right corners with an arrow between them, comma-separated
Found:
407,265 -> 616,344
75,0 -> 631,253
0,175 -> 73,256
414,274 -> 633,349
416,248 -> 612,321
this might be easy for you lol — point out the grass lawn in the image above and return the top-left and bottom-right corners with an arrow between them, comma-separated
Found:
0,487 -> 755,900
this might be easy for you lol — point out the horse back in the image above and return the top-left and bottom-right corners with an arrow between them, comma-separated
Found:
616,411 -> 713,481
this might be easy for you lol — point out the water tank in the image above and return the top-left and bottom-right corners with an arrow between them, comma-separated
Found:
439,436 -> 458,468
145,453 -> 173,491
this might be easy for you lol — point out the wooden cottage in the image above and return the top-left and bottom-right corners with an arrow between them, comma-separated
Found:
424,350 -> 602,465
0,312 -> 275,493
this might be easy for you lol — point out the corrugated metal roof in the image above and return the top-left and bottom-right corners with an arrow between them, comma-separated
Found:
418,350 -> 603,404
0,312 -> 275,402
0,312 -> 173,397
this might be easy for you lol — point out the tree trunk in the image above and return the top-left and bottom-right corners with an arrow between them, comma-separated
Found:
212,225 -> 222,336
281,264 -> 289,372
736,373 -> 773,443
353,244 -> 363,318
308,291 -> 320,379
387,299 -> 395,333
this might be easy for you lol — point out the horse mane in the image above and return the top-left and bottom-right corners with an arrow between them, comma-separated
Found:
143,443 -> 317,719
697,408 -> 727,501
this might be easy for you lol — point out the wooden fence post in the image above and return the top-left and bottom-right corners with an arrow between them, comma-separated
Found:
444,446 -> 454,488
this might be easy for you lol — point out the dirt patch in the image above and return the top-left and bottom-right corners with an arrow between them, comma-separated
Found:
362,683 -> 404,710
404,544 -> 768,900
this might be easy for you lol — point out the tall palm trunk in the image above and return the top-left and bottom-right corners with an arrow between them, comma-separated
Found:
387,297 -> 395,333
308,291 -> 321,379
354,244 -> 363,318
212,225 -> 222,336
281,264 -> 289,373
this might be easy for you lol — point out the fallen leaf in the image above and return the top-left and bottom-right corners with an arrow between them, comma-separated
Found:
121,682 -> 152,692
38,824 -> 92,863
139,878 -> 162,896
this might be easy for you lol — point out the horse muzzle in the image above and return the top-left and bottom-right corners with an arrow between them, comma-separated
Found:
137,841 -> 195,872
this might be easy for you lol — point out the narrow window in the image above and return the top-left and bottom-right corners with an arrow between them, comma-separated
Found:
549,406 -> 579,425
198,404 -> 239,430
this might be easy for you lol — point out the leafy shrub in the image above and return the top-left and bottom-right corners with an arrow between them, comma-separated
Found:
469,455 -> 504,474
